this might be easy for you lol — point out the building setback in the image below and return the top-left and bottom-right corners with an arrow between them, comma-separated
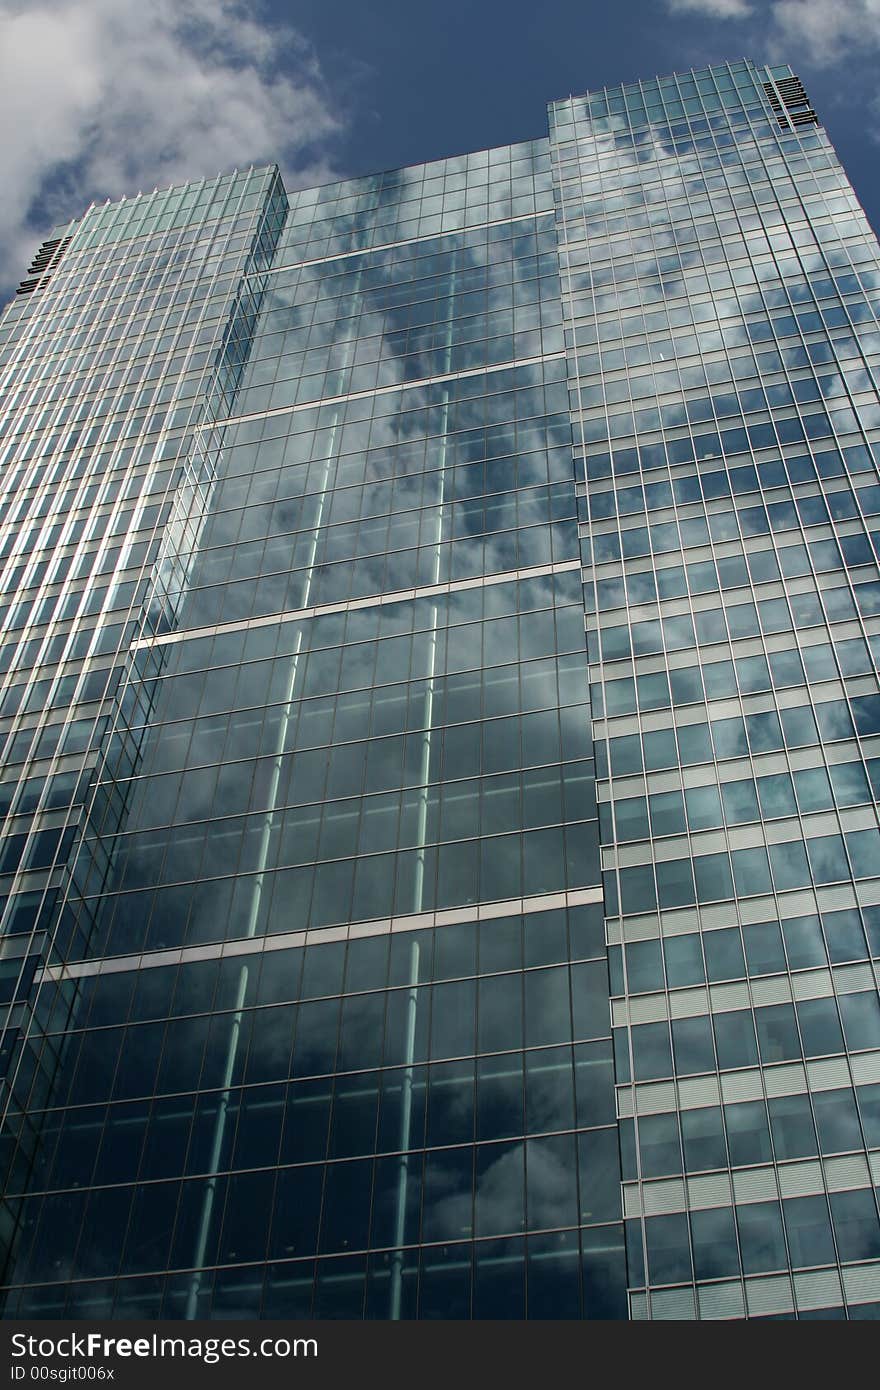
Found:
0,60 -> 880,1319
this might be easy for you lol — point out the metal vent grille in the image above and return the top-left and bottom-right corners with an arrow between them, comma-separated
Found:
16,235 -> 72,296
763,74 -> 818,131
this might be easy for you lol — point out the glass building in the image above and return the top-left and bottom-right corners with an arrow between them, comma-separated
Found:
0,59 -> 880,1320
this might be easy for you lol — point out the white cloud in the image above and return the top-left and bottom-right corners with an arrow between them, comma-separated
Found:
663,0 -> 880,62
0,0 -> 345,291
771,0 -> 880,64
664,0 -> 753,17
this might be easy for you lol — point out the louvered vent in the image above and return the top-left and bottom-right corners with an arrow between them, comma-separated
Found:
16,235 -> 72,296
763,74 -> 818,131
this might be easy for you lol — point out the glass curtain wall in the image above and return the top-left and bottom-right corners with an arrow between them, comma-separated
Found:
0,141 -> 624,1319
2,57 -> 880,1322
553,60 -> 880,1319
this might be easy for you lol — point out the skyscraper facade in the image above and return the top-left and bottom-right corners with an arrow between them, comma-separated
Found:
0,59 -> 879,1320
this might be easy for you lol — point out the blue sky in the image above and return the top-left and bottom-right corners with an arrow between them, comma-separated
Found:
1,0 -> 880,294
